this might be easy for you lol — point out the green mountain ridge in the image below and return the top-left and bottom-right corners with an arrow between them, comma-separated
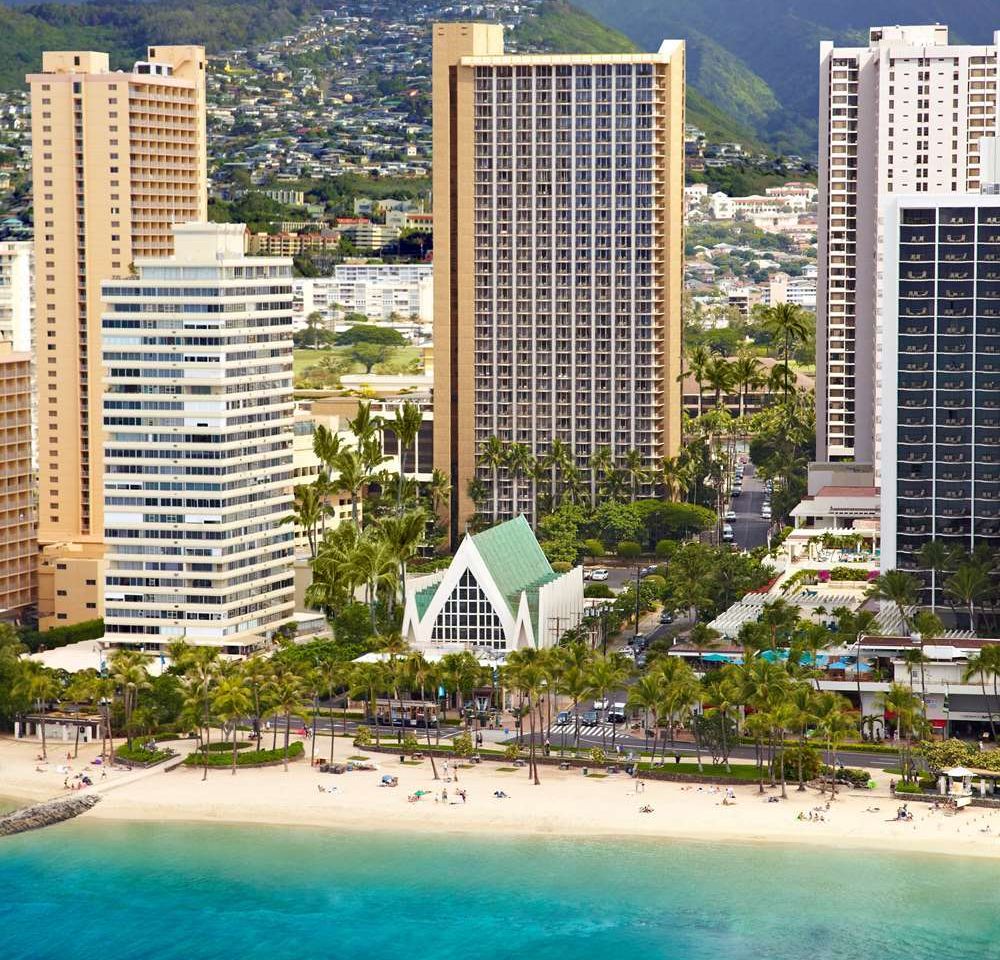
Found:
576,0 -> 1000,155
511,1 -> 766,151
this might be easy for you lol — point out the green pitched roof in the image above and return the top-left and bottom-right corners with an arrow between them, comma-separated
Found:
472,515 -> 558,640
414,582 -> 438,619
413,517 -> 562,645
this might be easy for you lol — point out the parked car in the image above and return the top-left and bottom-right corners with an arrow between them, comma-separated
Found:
582,709 -> 599,725
722,523 -> 734,542
761,506 -> 772,520
590,568 -> 610,581
724,508 -> 737,521
659,609 -> 674,624
640,565 -> 658,577
556,710 -> 574,725
582,569 -> 592,581
732,485 -> 742,497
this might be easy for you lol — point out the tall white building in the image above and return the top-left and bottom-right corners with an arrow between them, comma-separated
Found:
817,25 -> 1000,464
101,223 -> 295,653
0,241 -> 33,353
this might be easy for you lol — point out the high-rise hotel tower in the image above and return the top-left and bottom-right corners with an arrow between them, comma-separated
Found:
101,223 -> 295,653
817,26 -> 1000,466
432,23 -> 684,539
27,47 -> 207,628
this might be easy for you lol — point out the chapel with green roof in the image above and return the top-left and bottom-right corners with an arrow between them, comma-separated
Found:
402,516 -> 584,652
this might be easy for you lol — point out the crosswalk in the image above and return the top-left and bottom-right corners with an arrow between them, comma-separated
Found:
549,721 -> 617,737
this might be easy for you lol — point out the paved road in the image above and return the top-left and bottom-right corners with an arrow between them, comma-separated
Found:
730,462 -> 773,551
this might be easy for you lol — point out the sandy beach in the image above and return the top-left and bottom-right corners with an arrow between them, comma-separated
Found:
3,733 -> 1000,859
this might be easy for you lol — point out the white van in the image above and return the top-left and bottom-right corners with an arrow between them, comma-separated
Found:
722,523 -> 734,542
607,702 -> 627,724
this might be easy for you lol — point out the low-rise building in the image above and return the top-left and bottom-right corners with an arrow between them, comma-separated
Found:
402,515 -> 583,654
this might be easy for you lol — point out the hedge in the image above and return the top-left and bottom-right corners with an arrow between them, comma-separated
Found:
115,743 -> 172,765
202,740 -> 251,753
20,618 -> 104,653
183,741 -> 304,767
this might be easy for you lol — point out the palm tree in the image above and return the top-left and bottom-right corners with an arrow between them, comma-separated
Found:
866,569 -> 921,636
589,446 -> 615,504
627,673 -> 662,757
289,483 -> 324,558
242,657 -> 272,751
587,653 -> 630,751
945,563 -> 993,632
917,539 -> 950,614
379,509 -> 426,614
813,691 -> 854,798
700,670 -> 738,772
479,435 -> 506,520
184,649 -> 219,780
658,454 -> 689,503
703,355 -> 734,409
391,400 -> 424,515
558,664 -> 593,755
687,622 -> 721,666
729,349 -> 764,418
964,646 -> 1000,742
761,302 -> 810,399
350,661 -> 389,746
428,467 -> 452,518
109,650 -> 151,749
271,673 -> 306,771
622,448 -> 648,503
504,442 -> 535,521
14,663 -> 61,761
333,447 -> 369,528
408,653 -> 441,779
543,438 -> 575,507
679,344 -> 712,418
878,682 -> 922,782
213,675 -> 252,775
347,399 -> 380,444
784,683 -> 817,790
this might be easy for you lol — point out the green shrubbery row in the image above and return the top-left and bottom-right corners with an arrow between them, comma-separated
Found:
20,618 -> 104,653
114,743 -> 172,765
182,741 -> 304,767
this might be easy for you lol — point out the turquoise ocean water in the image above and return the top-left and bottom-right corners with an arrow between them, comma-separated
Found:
1,820 -> 998,960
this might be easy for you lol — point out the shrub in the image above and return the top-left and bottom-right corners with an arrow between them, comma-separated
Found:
202,740 -> 250,753
402,733 -> 420,755
551,560 -> 572,573
823,765 -> 870,787
582,538 -> 605,560
20,618 -> 104,653
828,566 -> 872,582
504,743 -> 520,762
353,726 -> 373,747
655,539 -> 678,560
617,540 -> 642,559
453,732 -> 473,758
776,744 -> 821,781
585,583 -> 614,599
642,574 -> 666,590
894,780 -> 922,794
589,746 -> 606,765
115,743 -> 172,765
183,741 -> 304,768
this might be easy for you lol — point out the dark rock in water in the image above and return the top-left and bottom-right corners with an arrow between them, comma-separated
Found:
0,794 -> 101,837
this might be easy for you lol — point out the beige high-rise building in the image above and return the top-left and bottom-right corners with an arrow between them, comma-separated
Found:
432,23 -> 685,541
27,46 -> 207,629
0,342 -> 36,617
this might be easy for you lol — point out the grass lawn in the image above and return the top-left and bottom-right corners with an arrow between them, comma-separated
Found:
294,346 -> 421,381
637,761 -> 761,781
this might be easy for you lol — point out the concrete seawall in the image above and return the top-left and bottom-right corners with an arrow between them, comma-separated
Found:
0,794 -> 101,837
